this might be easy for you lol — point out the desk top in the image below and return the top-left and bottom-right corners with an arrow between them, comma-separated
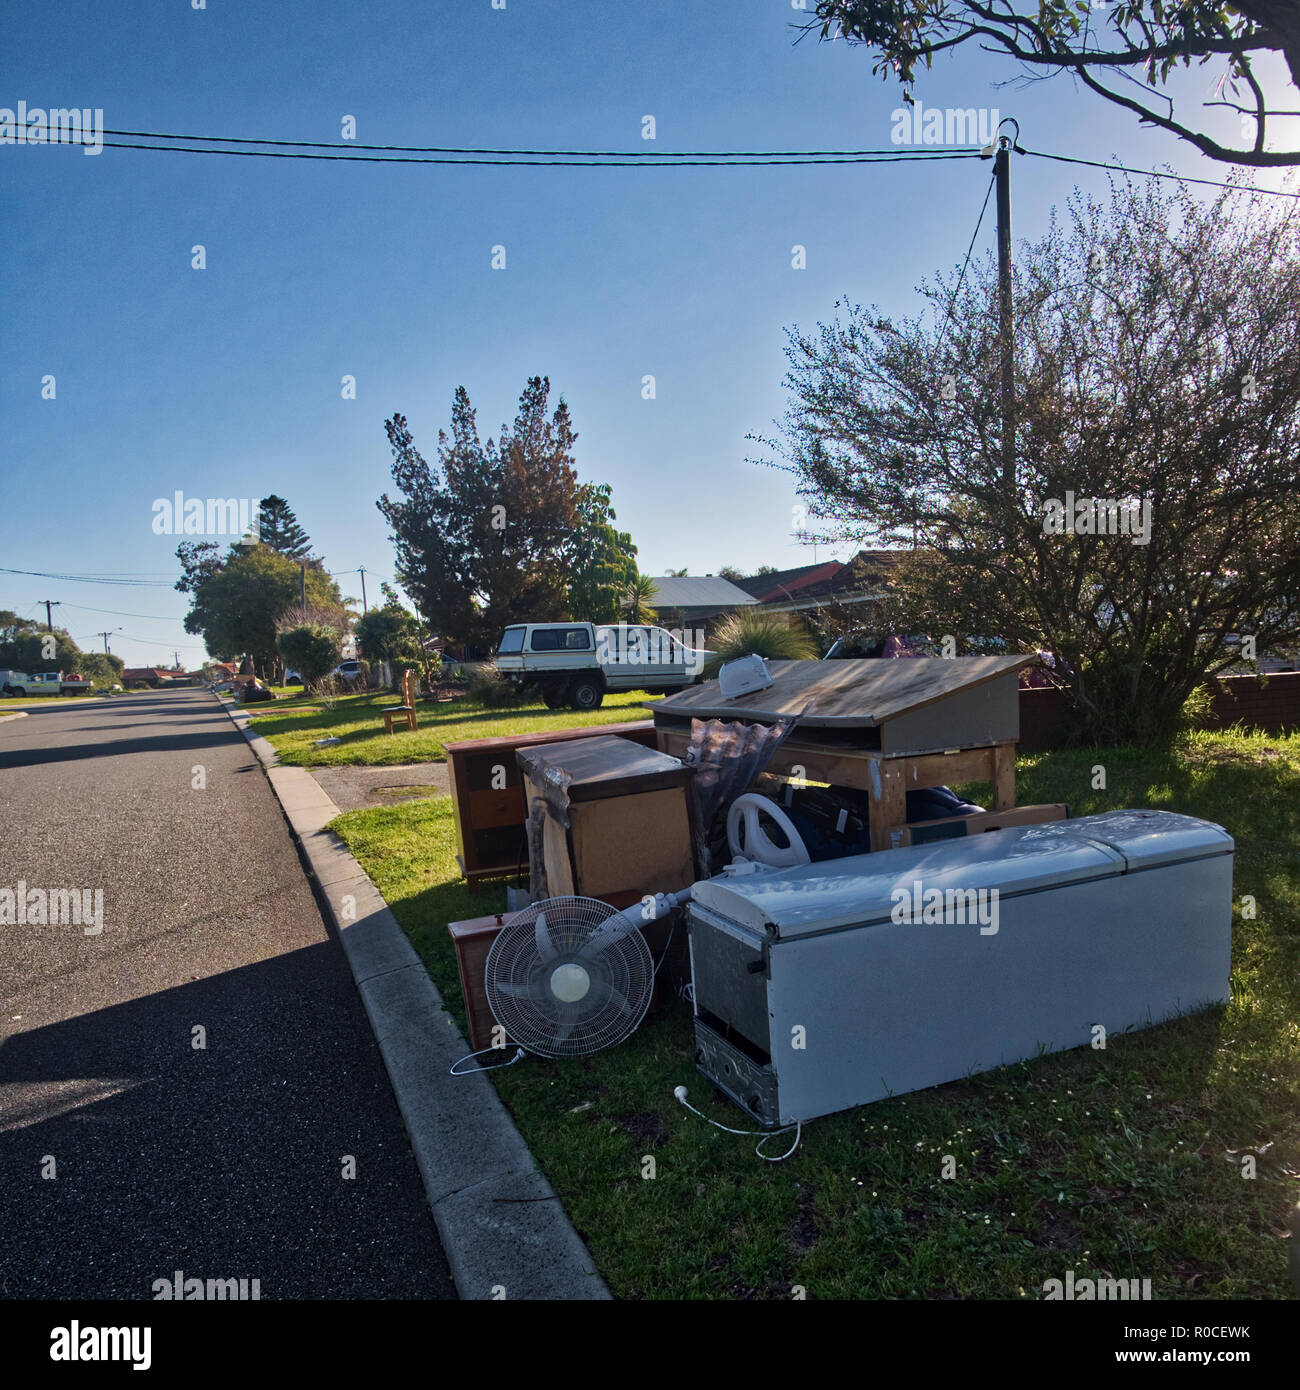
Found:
649,656 -> 1034,729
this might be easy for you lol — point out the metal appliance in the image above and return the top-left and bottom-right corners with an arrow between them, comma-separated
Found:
687,810 -> 1234,1127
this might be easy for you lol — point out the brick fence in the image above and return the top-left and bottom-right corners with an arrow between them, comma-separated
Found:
1017,671 -> 1300,751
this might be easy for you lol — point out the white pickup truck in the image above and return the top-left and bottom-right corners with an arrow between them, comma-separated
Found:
495,622 -> 713,710
0,670 -> 94,696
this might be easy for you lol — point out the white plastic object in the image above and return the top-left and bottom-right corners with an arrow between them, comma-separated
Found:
719,653 -> 773,700
726,793 -> 812,868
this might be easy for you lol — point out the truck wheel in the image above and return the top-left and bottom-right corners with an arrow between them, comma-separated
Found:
568,677 -> 604,710
542,683 -> 566,709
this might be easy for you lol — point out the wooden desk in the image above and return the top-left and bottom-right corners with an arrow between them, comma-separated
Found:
654,722 -> 1017,852
446,720 -> 659,891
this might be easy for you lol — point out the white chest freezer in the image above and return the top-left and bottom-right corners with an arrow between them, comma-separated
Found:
687,810 -> 1234,1127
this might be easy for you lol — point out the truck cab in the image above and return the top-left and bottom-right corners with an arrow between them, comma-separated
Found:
496,622 -> 712,710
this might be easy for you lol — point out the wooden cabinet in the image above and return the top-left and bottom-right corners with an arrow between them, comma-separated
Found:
446,720 -> 659,891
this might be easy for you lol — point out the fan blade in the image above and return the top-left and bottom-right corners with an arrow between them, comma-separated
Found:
582,979 -> 634,1025
549,1015 -> 576,1047
532,910 -> 559,964
495,980 -> 537,1001
578,918 -> 638,961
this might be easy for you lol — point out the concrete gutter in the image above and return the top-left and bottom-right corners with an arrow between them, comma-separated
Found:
0,711 -> 30,723
216,695 -> 610,1300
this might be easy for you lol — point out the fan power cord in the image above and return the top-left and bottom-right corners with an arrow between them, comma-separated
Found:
650,916 -> 676,978
450,1045 -> 527,1075
673,1085 -> 803,1162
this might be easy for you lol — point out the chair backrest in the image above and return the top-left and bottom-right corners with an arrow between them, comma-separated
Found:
403,668 -> 415,704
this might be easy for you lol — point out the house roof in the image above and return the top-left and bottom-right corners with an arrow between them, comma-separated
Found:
647,576 -> 758,610
733,560 -> 845,603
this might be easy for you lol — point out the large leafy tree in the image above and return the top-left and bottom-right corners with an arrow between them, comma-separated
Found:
567,482 -> 638,623
0,613 -> 83,674
752,174 -> 1300,742
182,546 -> 345,677
355,583 -> 426,668
805,2 -> 1300,166
258,495 -> 314,560
378,377 -> 621,646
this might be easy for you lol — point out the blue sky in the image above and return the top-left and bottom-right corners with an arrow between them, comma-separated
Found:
2,1 -> 1294,667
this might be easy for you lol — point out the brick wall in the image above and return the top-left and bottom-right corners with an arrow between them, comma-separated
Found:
1016,672 -> 1300,751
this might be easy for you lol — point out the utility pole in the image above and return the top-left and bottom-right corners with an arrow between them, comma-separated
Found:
358,566 -> 368,613
300,561 -> 306,609
95,631 -> 113,654
993,126 -> 1017,493
40,599 -> 60,632
173,650 -> 181,670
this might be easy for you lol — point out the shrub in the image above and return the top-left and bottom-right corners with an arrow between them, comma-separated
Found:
702,610 -> 818,677
276,620 -> 341,684
467,666 -> 532,708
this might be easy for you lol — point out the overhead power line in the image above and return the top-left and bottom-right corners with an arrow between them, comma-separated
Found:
57,601 -> 185,621
98,139 -> 984,168
0,566 -> 176,587
101,128 -> 979,159
933,165 -> 998,362
69,125 -> 1299,196
1020,146 -> 1300,198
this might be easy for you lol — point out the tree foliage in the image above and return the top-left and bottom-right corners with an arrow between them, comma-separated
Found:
354,584 -> 433,688
378,377 -> 634,646
0,613 -> 83,673
568,481 -> 639,623
275,616 -> 341,684
752,174 -> 1300,742
182,546 -> 345,677
258,495 -> 314,560
621,572 -> 661,625
806,1 -> 1300,166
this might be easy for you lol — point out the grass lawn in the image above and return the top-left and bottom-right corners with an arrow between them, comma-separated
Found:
329,727 -> 1300,1300
239,687 -> 658,766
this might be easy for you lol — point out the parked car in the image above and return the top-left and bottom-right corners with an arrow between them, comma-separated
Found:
495,622 -> 714,710
0,669 -> 94,696
331,660 -> 366,685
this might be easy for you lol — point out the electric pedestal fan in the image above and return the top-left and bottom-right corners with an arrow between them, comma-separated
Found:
482,891 -> 689,1059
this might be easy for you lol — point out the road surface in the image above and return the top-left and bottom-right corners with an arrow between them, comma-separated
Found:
0,689 -> 454,1299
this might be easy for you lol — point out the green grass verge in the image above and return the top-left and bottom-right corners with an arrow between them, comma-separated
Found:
330,727 -> 1300,1299
242,687 -> 658,766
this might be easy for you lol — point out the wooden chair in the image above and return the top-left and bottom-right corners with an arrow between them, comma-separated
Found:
382,669 -> 419,734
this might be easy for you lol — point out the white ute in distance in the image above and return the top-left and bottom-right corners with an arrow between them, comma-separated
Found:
494,621 -> 714,710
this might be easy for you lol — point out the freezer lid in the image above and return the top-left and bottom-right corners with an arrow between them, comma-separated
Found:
1049,808 -> 1234,869
689,819 -> 1127,939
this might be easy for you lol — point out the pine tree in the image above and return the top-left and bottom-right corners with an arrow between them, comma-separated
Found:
258,496 -> 313,559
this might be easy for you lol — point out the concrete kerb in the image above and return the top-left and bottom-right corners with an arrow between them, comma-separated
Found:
214,693 -> 610,1301
0,710 -> 30,723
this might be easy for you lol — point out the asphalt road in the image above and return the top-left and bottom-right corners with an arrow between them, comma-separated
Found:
0,690 -> 455,1299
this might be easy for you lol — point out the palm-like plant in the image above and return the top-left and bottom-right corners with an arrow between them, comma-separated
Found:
621,572 -> 660,625
703,610 -> 818,678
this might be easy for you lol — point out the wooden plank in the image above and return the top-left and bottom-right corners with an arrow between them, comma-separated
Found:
993,742 -> 1017,810
651,656 -> 1034,728
867,760 -> 908,852
444,720 -> 656,757
891,804 -> 1067,847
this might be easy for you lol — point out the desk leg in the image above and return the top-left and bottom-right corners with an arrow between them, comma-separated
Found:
993,744 -> 1016,810
869,761 -> 908,852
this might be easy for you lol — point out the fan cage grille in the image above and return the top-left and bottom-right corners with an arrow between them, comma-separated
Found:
485,896 -> 655,1057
